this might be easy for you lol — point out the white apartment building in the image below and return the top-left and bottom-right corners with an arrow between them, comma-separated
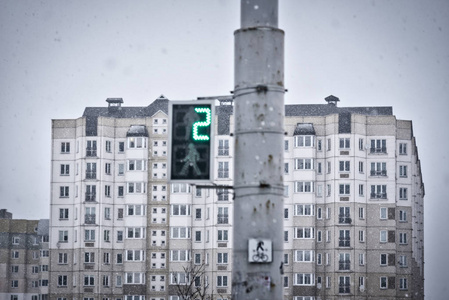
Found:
49,95 -> 424,300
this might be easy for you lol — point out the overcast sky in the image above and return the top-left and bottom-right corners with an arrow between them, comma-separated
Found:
0,0 -> 447,298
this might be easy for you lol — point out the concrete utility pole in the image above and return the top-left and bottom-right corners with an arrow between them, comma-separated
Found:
232,0 -> 285,299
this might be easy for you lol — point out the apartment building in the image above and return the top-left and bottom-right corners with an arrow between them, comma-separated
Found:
49,95 -> 424,300
0,209 -> 50,300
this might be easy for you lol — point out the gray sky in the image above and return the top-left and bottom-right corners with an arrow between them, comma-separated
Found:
0,1 -> 448,298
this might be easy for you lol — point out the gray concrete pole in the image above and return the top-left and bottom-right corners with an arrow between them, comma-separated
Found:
232,0 -> 285,299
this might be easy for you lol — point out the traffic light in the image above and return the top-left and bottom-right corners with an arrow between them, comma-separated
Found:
168,101 -> 215,182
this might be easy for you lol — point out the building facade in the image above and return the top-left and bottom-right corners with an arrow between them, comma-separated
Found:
49,95 -> 424,300
0,210 -> 50,300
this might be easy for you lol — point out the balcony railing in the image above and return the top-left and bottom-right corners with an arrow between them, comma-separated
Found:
338,237 -> 350,247
370,170 -> 387,176
370,193 -> 387,199
85,193 -> 96,202
217,214 -> 229,224
85,172 -> 96,179
338,215 -> 352,224
339,260 -> 351,270
86,149 -> 97,157
370,147 -> 386,154
84,214 -> 96,224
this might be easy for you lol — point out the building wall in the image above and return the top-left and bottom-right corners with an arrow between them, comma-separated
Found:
49,99 -> 424,300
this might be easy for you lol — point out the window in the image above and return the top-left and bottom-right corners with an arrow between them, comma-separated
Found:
399,165 -> 408,177
104,230 -> 110,242
218,230 -> 228,241
58,253 -> 68,264
327,161 -> 331,173
339,161 -> 350,172
399,255 -> 407,267
84,252 -> 95,263
116,253 -> 123,264
59,230 -> 68,243
128,137 -> 147,149
295,158 -> 314,170
327,184 -> 331,197
316,253 -> 322,265
339,253 -> 350,270
359,253 -> 365,265
125,273 -> 145,284
327,138 -> 331,151
59,208 -> 69,220
359,184 -> 364,196
103,275 -> 110,287
171,204 -> 191,216
84,275 -> 95,286
127,182 -> 146,194
128,160 -> 146,171
359,161 -> 364,173
380,277 -> 387,289
294,204 -> 314,216
316,207 -> 322,219
295,181 -> 313,193
58,275 -> 68,287
339,138 -> 350,149
127,227 -> 146,239
399,232 -> 407,244
85,185 -> 96,201
370,139 -> 386,153
284,162 -> 289,174
295,227 -> 314,239
399,210 -> 407,222
338,207 -> 351,224
195,208 -> 202,219
339,276 -> 350,294
370,162 -> 387,176
359,230 -> 365,242
294,273 -> 314,285
84,229 -> 95,242
218,140 -> 229,156
217,275 -> 228,287
399,278 -> 408,290
195,231 -> 202,242
380,207 -> 387,219
218,162 -> 229,178
339,230 -> 350,247
399,187 -> 408,200
194,253 -> 201,265
284,208 -> 289,219
295,250 -> 314,262
12,265 -> 19,273
86,162 -> 97,179
284,230 -> 289,242
60,186 -> 69,198
171,273 -> 189,285
117,208 -> 124,219
339,184 -> 350,195
399,143 -> 407,155
126,250 -> 146,261
218,207 -> 229,224
284,276 -> 289,288
284,140 -> 289,151
171,227 -> 191,239
171,183 -> 191,193
359,138 -> 364,150
11,280 -> 19,288
371,185 -> 387,199
217,188 -> 229,201
105,140 -> 111,152
118,141 -> 125,152
60,164 -> 70,175
295,135 -> 315,148
127,205 -> 146,216
217,253 -> 228,264
86,140 -> 97,156
104,185 -> 111,197
284,253 -> 289,264
61,142 -> 70,153
105,163 -> 111,175
317,139 -> 322,151
317,162 -> 322,174
118,163 -> 124,175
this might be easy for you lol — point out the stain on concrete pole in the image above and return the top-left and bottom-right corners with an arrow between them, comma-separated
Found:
232,0 -> 285,299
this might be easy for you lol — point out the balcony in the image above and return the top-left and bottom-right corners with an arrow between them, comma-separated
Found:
370,170 -> 387,176
370,193 -> 387,200
85,172 -> 96,179
370,147 -> 386,154
84,214 -> 96,224
338,237 -> 350,247
86,149 -> 97,157
217,214 -> 229,224
85,193 -> 96,202
338,260 -> 351,270
338,215 -> 352,225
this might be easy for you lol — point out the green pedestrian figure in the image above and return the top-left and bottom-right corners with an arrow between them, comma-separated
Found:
179,143 -> 202,176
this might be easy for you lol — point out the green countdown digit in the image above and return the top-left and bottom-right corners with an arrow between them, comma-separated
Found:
192,107 -> 211,141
